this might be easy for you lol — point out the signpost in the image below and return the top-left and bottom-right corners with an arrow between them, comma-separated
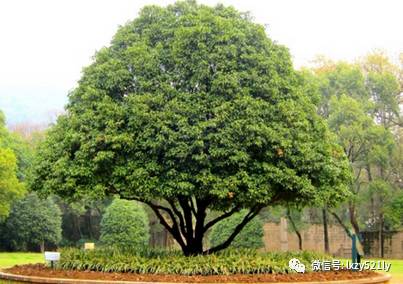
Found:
44,252 -> 60,269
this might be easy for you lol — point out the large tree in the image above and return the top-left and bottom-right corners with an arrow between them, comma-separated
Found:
30,1 -> 350,255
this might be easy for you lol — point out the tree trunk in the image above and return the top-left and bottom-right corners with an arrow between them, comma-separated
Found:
330,211 -> 352,238
286,209 -> 302,250
138,196 -> 262,255
379,212 -> 384,258
73,214 -> 82,240
322,208 -> 329,254
40,240 -> 45,253
366,165 -> 376,226
87,210 -> 93,240
349,202 -> 360,236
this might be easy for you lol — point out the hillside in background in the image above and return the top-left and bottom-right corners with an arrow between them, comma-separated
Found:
0,86 -> 67,127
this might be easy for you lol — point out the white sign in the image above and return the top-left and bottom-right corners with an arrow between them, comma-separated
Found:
44,251 -> 60,262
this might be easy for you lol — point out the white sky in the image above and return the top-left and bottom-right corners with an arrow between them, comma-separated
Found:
0,0 -> 402,124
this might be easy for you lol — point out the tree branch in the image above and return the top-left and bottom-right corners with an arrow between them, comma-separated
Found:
203,205 -> 263,254
203,206 -> 241,233
147,202 -> 186,249
128,197 -> 187,250
286,208 -> 302,250
330,210 -> 352,238
179,197 -> 194,240
189,197 -> 197,216
167,199 -> 187,239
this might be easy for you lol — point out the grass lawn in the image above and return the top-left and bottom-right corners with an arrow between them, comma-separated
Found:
341,258 -> 402,283
375,259 -> 403,284
0,253 -> 44,269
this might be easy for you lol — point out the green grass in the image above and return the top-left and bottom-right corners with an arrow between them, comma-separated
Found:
369,259 -> 403,284
341,258 -> 403,274
341,258 -> 402,284
0,253 -> 44,269
379,259 -> 403,275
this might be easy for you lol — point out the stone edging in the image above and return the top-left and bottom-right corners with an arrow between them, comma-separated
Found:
0,270 -> 392,284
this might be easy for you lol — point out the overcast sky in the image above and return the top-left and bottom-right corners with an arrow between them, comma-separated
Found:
0,0 -> 402,125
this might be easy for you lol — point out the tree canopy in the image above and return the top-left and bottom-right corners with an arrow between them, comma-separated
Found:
30,1 -> 350,255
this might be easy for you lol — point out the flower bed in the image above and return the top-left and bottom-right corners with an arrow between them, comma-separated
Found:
2,264 -> 386,283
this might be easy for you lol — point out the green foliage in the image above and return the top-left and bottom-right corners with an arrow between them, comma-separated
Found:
296,69 -> 321,106
285,206 -> 308,233
367,179 -> 401,230
0,112 -> 35,182
366,71 -> 400,127
315,62 -> 367,117
209,210 -> 264,249
327,94 -> 394,168
313,54 -> 402,238
56,196 -> 112,246
384,190 -> 403,230
4,193 -> 62,251
100,199 -> 150,249
59,247 -> 329,275
0,111 -> 25,219
31,0 -> 350,210
0,148 -> 24,220
30,1 -> 350,254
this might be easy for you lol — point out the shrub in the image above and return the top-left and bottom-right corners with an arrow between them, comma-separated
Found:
4,193 -> 62,251
209,210 -> 264,249
100,199 -> 149,249
59,247 -> 330,275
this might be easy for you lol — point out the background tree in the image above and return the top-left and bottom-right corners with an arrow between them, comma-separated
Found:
0,116 -> 36,182
209,209 -> 264,249
326,94 -> 391,235
56,196 -> 111,246
383,190 -> 403,230
303,61 -> 370,252
30,1 -> 350,255
360,51 -> 401,257
311,53 -> 402,257
285,206 -> 306,251
0,111 -> 25,219
4,192 -> 62,252
100,199 -> 150,249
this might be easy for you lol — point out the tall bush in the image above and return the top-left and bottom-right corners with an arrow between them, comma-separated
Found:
100,199 -> 149,249
5,192 -> 62,251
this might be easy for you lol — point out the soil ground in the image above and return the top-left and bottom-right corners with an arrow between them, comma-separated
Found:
4,264 -> 380,283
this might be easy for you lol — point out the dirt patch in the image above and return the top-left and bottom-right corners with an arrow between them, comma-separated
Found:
4,264 -> 380,283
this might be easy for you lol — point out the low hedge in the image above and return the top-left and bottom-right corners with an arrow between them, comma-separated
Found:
58,247 -> 330,275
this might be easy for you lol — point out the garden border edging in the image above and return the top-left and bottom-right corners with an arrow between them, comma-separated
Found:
0,270 -> 392,284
